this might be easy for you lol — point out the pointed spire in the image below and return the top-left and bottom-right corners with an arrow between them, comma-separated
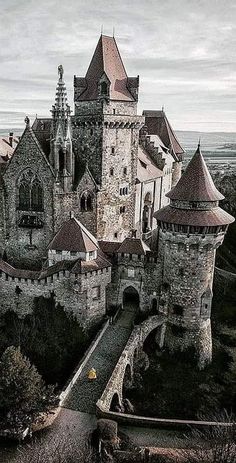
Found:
166,143 -> 224,202
52,65 -> 70,119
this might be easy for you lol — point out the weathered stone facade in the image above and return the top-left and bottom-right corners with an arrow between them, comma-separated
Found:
1,34 -> 230,368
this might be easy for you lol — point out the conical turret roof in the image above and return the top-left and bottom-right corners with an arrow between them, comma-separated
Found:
166,144 -> 224,202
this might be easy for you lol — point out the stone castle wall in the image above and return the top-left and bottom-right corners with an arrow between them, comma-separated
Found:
2,129 -> 55,269
0,267 -> 111,328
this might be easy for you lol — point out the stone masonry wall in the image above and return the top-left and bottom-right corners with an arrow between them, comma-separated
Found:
0,267 -> 111,328
3,128 -> 55,269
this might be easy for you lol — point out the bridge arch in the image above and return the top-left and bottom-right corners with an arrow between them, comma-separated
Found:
109,392 -> 122,412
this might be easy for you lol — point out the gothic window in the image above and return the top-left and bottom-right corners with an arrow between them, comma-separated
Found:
31,177 -> 43,211
19,180 -> 30,211
18,171 -> 44,213
80,192 -> 93,212
87,194 -> 92,211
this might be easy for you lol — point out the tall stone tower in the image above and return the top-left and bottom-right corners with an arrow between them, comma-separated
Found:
154,144 -> 235,367
50,65 -> 73,192
73,35 -> 144,241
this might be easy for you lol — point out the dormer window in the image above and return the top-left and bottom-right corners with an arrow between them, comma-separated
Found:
101,82 -> 108,95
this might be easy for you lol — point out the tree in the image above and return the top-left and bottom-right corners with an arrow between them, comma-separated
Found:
176,411 -> 236,463
0,346 -> 56,432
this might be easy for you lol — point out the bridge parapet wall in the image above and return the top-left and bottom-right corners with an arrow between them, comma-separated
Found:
97,315 -> 166,411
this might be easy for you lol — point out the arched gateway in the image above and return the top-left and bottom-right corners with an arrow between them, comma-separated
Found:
123,286 -> 139,311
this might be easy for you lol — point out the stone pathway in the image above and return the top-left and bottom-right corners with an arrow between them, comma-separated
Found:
63,304 -> 136,414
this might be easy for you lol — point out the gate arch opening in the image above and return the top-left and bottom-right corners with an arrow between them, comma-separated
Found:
110,392 -> 121,412
123,286 -> 139,310
123,363 -> 132,395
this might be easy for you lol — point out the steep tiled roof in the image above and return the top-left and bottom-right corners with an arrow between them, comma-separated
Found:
166,144 -> 224,202
117,238 -> 150,255
76,35 -> 134,101
98,241 -> 122,254
137,146 -> 163,182
143,110 -> 184,161
154,205 -> 234,227
48,217 -> 98,252
0,259 -> 40,279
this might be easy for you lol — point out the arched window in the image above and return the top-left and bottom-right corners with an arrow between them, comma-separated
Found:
31,177 -> 43,211
19,180 -> 30,211
18,172 -> 43,212
101,81 -> 108,95
87,194 -> 92,211
80,192 -> 93,212
80,194 -> 86,211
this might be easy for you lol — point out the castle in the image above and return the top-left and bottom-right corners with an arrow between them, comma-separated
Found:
0,35 -> 234,366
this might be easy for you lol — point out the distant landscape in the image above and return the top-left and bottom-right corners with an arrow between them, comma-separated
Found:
1,128 -> 236,161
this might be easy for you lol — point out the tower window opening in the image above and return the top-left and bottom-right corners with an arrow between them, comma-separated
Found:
123,167 -> 127,175
120,206 -> 126,214
110,168 -> 114,176
90,128 -> 93,135
113,109 -> 116,115
111,147 -> 115,155
173,304 -> 184,316
101,81 -> 108,95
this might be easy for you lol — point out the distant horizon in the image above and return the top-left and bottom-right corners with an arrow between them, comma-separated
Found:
1,1 -> 236,132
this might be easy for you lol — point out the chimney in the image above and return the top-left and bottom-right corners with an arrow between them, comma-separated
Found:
9,132 -> 13,147
70,211 -> 74,219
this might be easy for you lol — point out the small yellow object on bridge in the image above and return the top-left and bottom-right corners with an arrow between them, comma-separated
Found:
88,368 -> 97,380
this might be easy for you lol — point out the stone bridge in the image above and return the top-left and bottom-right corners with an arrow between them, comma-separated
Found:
97,315 -> 166,412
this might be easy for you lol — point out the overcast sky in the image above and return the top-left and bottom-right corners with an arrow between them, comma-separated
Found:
0,0 -> 236,132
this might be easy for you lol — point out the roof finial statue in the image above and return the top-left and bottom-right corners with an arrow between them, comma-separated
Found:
58,64 -> 64,80
198,137 -> 201,150
24,115 -> 30,127
101,24 -> 103,34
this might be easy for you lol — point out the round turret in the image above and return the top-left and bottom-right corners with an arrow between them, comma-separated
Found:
153,144 -> 235,367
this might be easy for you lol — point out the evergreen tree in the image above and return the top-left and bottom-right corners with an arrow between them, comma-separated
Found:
0,346 -> 56,431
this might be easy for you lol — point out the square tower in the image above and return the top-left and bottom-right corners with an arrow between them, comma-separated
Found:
73,35 -> 144,241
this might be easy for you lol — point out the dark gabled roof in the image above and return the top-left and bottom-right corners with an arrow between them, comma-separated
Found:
0,259 -> 40,279
166,144 -> 224,202
73,250 -> 111,273
76,35 -> 134,102
32,118 -> 51,157
143,110 -> 184,161
48,217 -> 98,252
137,145 -> 163,182
117,238 -> 150,255
98,241 -> 122,254
154,204 -> 234,227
